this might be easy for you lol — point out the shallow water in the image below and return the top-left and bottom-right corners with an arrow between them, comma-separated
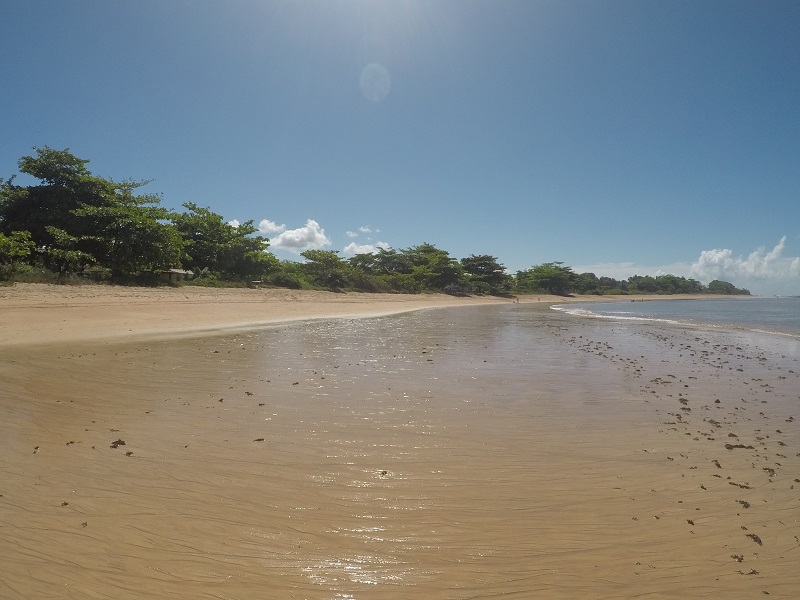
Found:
2,305 -> 799,598
555,296 -> 800,337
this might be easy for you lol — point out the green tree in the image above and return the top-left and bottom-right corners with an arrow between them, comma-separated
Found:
1,147 -> 117,248
599,276 -> 625,292
461,254 -> 511,294
346,244 -> 464,292
0,230 -> 35,274
707,279 -> 750,295
266,259 -> 307,289
403,243 -> 464,291
685,278 -> 705,294
43,226 -> 95,276
350,247 -> 414,276
653,274 -> 703,294
516,262 -> 577,295
76,189 -> 184,277
171,203 -> 276,281
1,146 -> 184,278
627,274 -> 658,293
347,252 -> 379,274
573,272 -> 600,294
300,249 -> 349,290
653,274 -> 679,293
18,147 -> 93,187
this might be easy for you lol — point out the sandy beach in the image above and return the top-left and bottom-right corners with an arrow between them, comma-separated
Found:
0,282 -> 540,348
1,284 -> 797,598
0,283 -> 732,347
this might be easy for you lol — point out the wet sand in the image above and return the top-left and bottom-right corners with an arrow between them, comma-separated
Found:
1,288 -> 798,598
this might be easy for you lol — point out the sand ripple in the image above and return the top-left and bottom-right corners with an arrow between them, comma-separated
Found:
1,305 -> 798,598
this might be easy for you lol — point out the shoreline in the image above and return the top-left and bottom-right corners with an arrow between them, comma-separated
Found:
0,282 -> 740,348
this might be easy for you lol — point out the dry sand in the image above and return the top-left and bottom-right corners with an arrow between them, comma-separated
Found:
0,283 -> 522,347
1,284 -> 797,599
0,282 -> 730,346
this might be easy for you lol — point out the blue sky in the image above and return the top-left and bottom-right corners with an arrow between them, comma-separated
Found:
2,0 -> 798,294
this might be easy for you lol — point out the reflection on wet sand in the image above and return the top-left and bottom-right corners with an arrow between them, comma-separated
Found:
1,305 -> 798,598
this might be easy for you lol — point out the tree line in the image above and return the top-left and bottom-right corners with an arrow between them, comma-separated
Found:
0,147 -> 750,296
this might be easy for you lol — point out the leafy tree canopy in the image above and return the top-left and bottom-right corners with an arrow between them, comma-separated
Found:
1,146 -> 182,277
43,226 -> 96,276
0,230 -> 35,272
461,254 -> 511,294
707,279 -> 750,295
171,203 -> 275,281
76,196 -> 183,278
300,249 -> 349,290
18,147 -> 93,188
403,243 -> 464,290
0,147 -> 753,295
516,262 -> 577,296
1,147 -> 114,248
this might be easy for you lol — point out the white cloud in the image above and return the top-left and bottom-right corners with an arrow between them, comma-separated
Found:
269,219 -> 331,252
346,226 -> 379,238
228,219 -> 240,228
258,219 -> 286,235
342,241 -> 390,256
573,237 -> 800,295
689,237 -> 800,282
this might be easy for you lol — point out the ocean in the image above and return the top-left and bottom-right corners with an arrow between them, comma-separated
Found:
552,296 -> 800,337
